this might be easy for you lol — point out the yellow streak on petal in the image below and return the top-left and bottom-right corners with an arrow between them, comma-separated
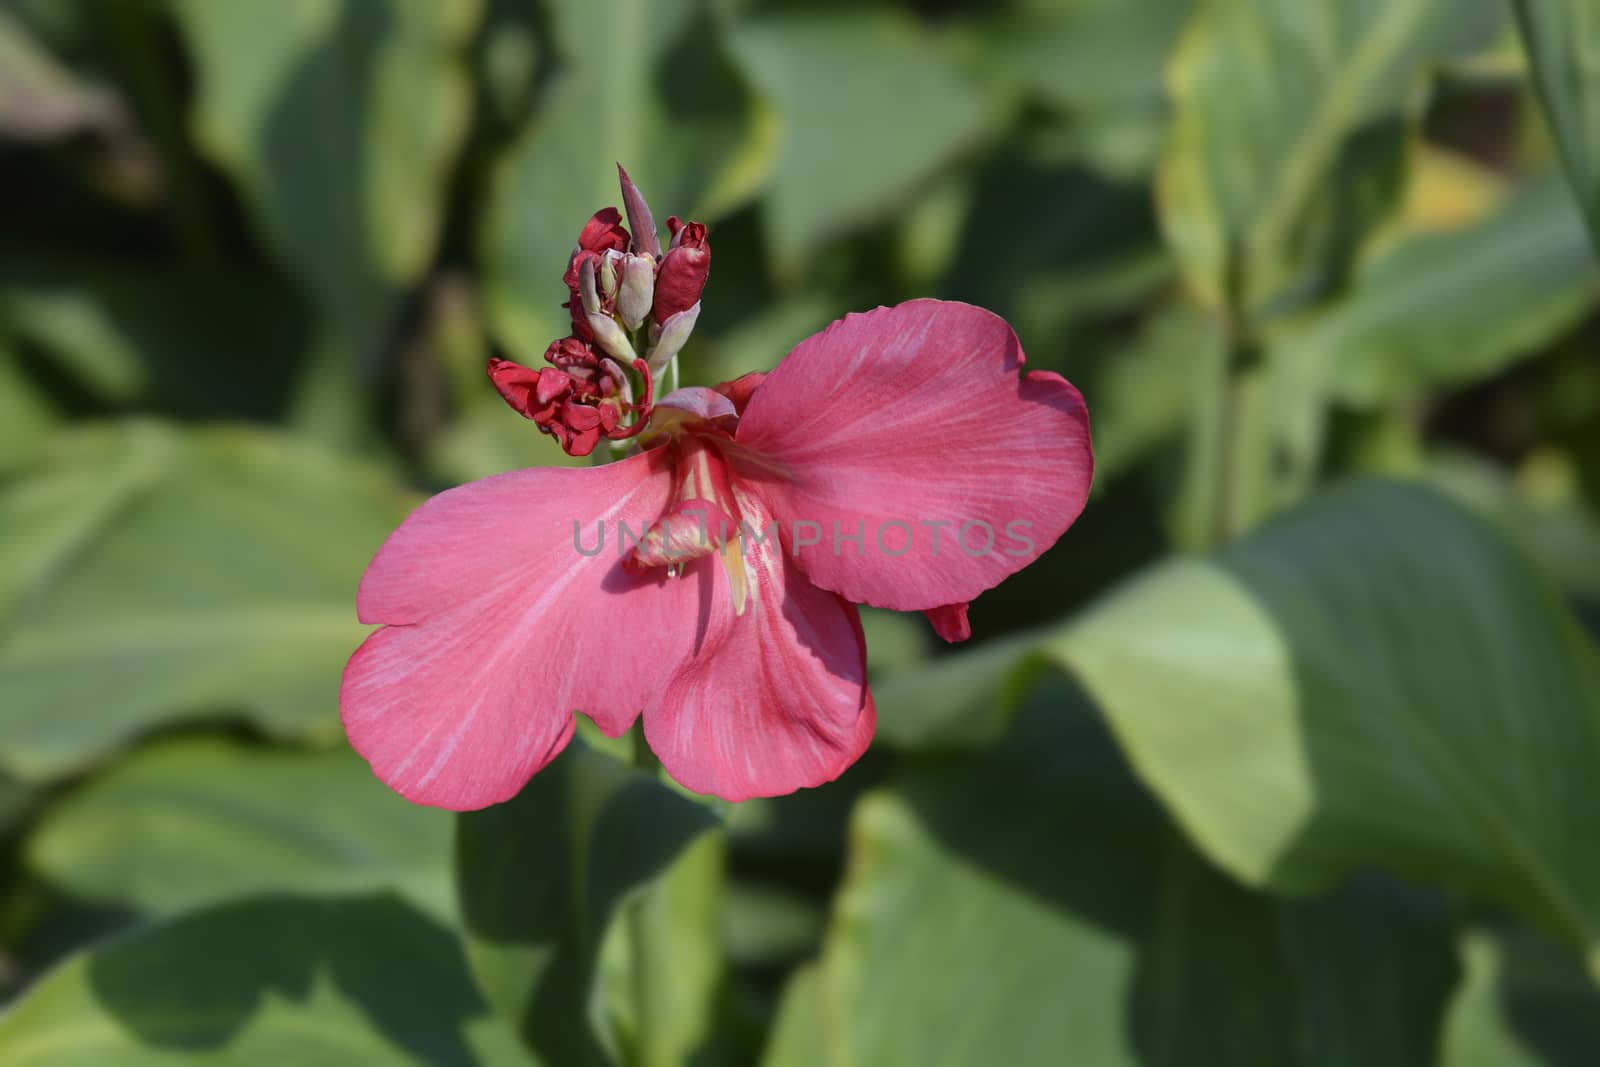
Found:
720,535 -> 749,617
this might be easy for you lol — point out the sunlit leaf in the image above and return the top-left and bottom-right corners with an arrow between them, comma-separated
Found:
765,676 -> 1460,1066
0,421 -> 412,781
1062,481 -> 1600,967
0,894 -> 535,1066
867,480 -> 1600,974
24,738 -> 454,921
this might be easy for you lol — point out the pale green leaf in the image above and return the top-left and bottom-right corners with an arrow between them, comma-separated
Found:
24,738 -> 454,921
728,12 -> 987,273
169,0 -> 480,360
0,421 -> 413,781
766,678 -> 1460,1066
1276,174 -> 1598,406
1061,481 -> 1600,959
1441,929 -> 1600,1066
865,480 -> 1600,969
1513,0 -> 1600,248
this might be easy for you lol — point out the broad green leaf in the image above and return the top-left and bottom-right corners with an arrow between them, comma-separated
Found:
24,738 -> 454,920
0,343 -> 57,465
1276,174 -> 1598,407
0,259 -> 312,414
594,831 -> 731,1067
1159,0 -> 1505,318
0,421 -> 413,781
872,629 -> 1042,750
973,0 -> 1191,178
1074,303 -> 1223,481
456,741 -> 722,1067
1442,929 -> 1600,1065
1513,0 -> 1600,248
760,963 -> 828,1067
0,894 -> 536,1066
984,0 -> 1191,116
482,0 -> 768,358
728,12 -> 987,273
862,480 -> 1600,975
169,0 -> 480,362
1061,481 -> 1600,966
1425,453 -> 1600,605
765,677 -> 1460,1066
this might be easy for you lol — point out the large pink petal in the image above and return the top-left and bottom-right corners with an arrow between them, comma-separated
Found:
644,489 -> 875,802
734,299 -> 1092,612
342,451 -> 694,810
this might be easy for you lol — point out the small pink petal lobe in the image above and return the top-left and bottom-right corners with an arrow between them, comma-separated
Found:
924,602 -> 972,643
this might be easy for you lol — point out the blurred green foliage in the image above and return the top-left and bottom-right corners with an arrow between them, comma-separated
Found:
2,0 -> 1600,1064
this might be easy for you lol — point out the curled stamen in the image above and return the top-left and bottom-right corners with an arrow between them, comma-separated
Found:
606,358 -> 656,441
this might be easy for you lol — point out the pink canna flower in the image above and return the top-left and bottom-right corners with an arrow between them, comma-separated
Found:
339,175 -> 1092,810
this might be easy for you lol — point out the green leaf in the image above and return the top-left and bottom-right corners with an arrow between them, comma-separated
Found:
0,343 -> 57,465
1513,0 -> 1600,249
1159,0 -> 1505,318
1276,174 -> 1599,407
983,0 -> 1191,116
728,12 -> 988,273
482,0 -> 770,359
764,676 -> 1460,1066
24,738 -> 454,921
0,893 -> 536,1066
0,259 -> 312,414
1425,453 -> 1600,605
864,480 -> 1600,972
1060,481 -> 1600,961
594,831 -> 730,1067
1441,928 -> 1600,1066
169,0 -> 480,361
455,741 -> 722,1067
0,421 -> 413,781
973,0 -> 1191,178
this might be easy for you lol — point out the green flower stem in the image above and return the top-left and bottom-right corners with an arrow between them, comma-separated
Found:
627,725 -> 661,1065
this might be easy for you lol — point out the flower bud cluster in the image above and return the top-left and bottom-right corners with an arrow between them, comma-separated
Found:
487,166 -> 711,457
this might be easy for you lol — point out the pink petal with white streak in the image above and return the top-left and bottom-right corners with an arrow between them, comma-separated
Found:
342,451 -> 693,810
734,300 -> 1092,612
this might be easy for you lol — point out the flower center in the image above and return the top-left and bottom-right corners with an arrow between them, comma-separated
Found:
625,389 -> 752,614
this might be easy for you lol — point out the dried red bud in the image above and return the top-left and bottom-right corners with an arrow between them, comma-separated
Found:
653,217 -> 709,324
